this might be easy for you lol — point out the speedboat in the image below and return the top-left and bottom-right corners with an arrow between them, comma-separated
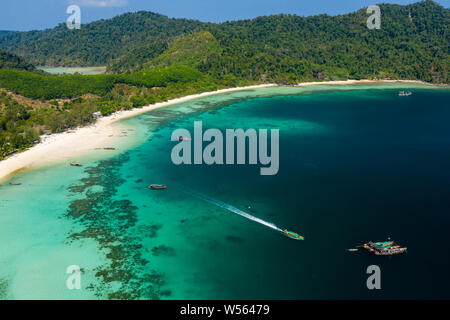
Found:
282,229 -> 304,240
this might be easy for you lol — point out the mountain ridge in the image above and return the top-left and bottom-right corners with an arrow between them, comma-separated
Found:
113,1 -> 449,83
0,1 -> 448,83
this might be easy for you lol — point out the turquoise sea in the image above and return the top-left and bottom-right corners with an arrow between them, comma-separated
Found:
1,83 -> 449,299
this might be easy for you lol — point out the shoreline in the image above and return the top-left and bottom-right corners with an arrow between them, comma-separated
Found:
0,79 -> 442,182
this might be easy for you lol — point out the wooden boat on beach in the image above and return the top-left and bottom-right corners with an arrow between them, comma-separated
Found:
70,163 -> 83,167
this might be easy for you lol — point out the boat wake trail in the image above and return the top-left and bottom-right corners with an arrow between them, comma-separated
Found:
184,189 -> 282,232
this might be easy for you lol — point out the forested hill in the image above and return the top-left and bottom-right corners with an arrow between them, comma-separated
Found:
0,12 -> 206,66
0,0 -> 449,83
206,1 -> 449,83
0,49 -> 35,71
117,1 -> 449,83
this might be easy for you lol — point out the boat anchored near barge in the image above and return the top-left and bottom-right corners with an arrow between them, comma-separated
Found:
149,184 -> 167,190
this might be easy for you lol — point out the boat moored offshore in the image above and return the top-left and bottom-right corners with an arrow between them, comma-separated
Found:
363,241 -> 407,256
149,184 -> 167,190
398,91 -> 412,97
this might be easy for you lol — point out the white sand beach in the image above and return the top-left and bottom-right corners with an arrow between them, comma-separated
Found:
0,80 -> 432,182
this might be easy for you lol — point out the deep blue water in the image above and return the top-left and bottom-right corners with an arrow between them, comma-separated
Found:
119,87 -> 450,299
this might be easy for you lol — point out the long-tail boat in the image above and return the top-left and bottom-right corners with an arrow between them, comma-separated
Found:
282,229 -> 304,240
70,163 -> 83,167
149,184 -> 167,190
398,91 -> 412,97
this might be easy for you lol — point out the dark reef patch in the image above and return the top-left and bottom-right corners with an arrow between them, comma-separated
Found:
0,278 -> 9,299
152,245 -> 176,257
136,224 -> 162,238
66,154 -> 166,299
225,235 -> 245,244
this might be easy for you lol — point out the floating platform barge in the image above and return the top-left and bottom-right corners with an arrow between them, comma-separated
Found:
363,241 -> 407,256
